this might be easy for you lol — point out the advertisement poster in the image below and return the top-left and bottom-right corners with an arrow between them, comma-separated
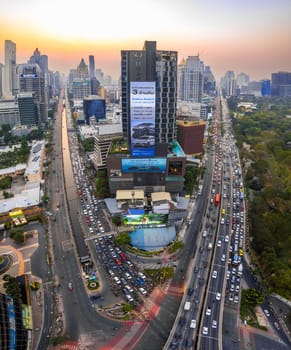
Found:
121,157 -> 167,173
130,81 -> 156,157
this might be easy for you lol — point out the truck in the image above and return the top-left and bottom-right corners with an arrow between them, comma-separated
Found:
214,194 -> 220,205
184,301 -> 191,311
207,243 -> 213,250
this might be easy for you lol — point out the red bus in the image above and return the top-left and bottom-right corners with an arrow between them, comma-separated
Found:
214,194 -> 220,205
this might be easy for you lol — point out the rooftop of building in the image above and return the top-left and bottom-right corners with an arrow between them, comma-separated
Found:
167,140 -> 185,158
116,189 -> 145,201
151,192 -> 172,203
176,120 -> 206,127
25,140 -> 44,176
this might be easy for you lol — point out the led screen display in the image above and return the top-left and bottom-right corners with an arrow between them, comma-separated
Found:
130,81 -> 156,157
121,158 -> 167,173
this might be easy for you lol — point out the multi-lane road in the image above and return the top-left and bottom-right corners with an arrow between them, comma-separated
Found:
33,90 -> 291,350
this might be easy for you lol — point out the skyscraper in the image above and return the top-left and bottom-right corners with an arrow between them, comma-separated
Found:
4,40 -> 17,97
76,58 -> 89,78
18,64 -> 47,124
28,48 -> 48,73
121,40 -> 177,151
18,92 -> 39,126
221,71 -> 236,97
178,55 -> 204,103
89,55 -> 95,79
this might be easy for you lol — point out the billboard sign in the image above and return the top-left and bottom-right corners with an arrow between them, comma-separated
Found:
130,81 -> 156,157
122,157 -> 167,173
123,213 -> 168,226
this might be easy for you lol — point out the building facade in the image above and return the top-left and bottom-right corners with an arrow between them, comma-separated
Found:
4,40 -> 17,97
176,120 -> 206,155
178,55 -> 204,103
0,293 -> 28,350
83,95 -> 106,124
18,64 -> 47,124
18,93 -> 39,126
271,72 -> 291,97
121,41 -> 177,146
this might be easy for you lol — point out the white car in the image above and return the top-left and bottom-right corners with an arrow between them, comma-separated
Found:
225,235 -> 229,242
234,295 -> 239,303
264,309 -> 270,317
216,292 -> 221,300
212,270 -> 218,279
217,240 -> 222,247
190,319 -> 197,329
221,254 -> 226,262
206,307 -> 211,316
202,326 -> 209,335
212,320 -> 217,328
139,287 -> 147,295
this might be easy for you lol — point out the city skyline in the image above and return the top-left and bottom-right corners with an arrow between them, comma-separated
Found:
1,0 -> 291,80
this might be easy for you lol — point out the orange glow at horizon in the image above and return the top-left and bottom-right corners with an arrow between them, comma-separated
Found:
1,0 -> 291,81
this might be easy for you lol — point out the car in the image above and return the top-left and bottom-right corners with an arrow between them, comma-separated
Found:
230,284 -> 235,292
216,292 -> 221,300
212,320 -> 217,328
194,266 -> 199,273
221,254 -> 226,262
67,282 -> 73,291
225,235 -> 229,242
139,287 -> 147,295
202,230 -> 207,237
212,270 -> 218,279
234,295 -> 239,303
229,294 -> 234,302
217,240 -> 222,247
125,272 -> 132,279
235,285 -> 240,293
274,322 -> 280,330
202,326 -> 209,335
264,309 -> 270,317
125,285 -> 134,293
190,319 -> 197,329
206,307 -> 211,316
125,294 -> 134,302
132,122 -> 155,138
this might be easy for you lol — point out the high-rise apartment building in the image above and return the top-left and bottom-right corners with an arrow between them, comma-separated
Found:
18,93 -> 39,126
4,40 -> 17,97
121,40 -> 177,149
18,64 -> 47,124
178,55 -> 204,103
271,72 -> 291,97
221,70 -> 236,97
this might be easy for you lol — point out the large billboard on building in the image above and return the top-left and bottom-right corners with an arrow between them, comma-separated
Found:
122,158 -> 166,173
130,81 -> 156,157
123,213 -> 167,226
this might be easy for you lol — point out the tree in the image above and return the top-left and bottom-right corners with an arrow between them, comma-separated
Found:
3,274 -> 22,301
242,288 -> 264,306
115,232 -> 131,246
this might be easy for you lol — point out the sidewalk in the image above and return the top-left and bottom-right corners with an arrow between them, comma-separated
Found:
30,276 -> 44,350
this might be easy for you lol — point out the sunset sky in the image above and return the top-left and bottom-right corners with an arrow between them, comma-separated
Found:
1,0 -> 291,81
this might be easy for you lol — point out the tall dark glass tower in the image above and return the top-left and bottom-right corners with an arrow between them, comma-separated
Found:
121,41 -> 177,148
89,55 -> 95,79
18,64 -> 47,124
